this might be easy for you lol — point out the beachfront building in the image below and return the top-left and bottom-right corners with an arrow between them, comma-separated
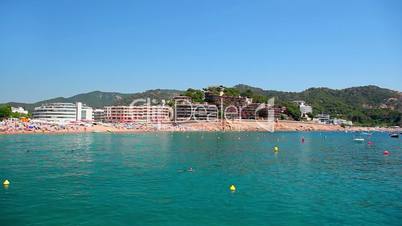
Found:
174,104 -> 218,122
173,96 -> 218,122
193,104 -> 218,121
240,104 -> 285,120
332,118 -> 353,126
293,101 -> 313,119
204,91 -> 252,119
32,102 -> 93,123
104,105 -> 170,123
174,94 -> 285,121
93,109 -> 105,122
11,107 -> 29,115
76,102 -> 93,121
314,114 -> 331,124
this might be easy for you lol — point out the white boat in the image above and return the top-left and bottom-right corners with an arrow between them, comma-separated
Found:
353,138 -> 365,142
390,133 -> 399,138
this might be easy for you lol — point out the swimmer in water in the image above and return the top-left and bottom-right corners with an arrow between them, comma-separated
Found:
177,167 -> 195,173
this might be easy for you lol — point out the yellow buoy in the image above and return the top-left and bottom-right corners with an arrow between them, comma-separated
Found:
230,184 -> 236,192
3,180 -> 10,186
273,146 -> 279,152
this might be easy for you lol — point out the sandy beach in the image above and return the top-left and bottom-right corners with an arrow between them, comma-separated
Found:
0,119 -> 397,135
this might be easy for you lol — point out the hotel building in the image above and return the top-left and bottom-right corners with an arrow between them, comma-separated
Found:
32,102 -> 93,123
93,109 -> 106,122
204,91 -> 253,119
104,105 -> 171,123
173,96 -> 218,122
315,114 -> 331,124
240,103 -> 285,120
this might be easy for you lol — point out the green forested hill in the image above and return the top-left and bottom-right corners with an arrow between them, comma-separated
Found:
235,84 -> 402,126
115,89 -> 183,105
3,89 -> 182,111
4,91 -> 132,112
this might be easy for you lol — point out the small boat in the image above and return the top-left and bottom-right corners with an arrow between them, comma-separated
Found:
353,138 -> 365,142
390,133 -> 399,138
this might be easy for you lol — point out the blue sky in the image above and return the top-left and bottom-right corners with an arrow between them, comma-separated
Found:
1,0 -> 401,103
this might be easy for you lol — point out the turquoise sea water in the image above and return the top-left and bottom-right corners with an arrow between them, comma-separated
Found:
0,132 -> 401,226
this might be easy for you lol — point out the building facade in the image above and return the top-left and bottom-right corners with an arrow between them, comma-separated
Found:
293,101 -> 313,118
32,102 -> 93,123
173,96 -> 218,122
331,118 -> 353,126
173,95 -> 284,121
11,107 -> 28,115
104,105 -> 170,123
240,104 -> 285,120
204,92 -> 252,119
315,114 -> 331,124
93,109 -> 105,122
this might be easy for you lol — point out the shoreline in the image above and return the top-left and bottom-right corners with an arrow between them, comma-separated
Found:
0,120 -> 398,135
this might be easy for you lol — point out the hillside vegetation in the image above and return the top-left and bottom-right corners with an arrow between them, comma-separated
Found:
235,84 -> 402,126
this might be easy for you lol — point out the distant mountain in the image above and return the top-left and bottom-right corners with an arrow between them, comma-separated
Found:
3,89 -> 183,112
4,91 -> 132,112
115,89 -> 183,105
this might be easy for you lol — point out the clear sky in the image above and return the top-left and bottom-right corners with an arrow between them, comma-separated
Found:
1,0 -> 401,103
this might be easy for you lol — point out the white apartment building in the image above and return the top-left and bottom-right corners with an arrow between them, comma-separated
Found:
11,107 -> 28,115
294,101 -> 313,118
33,102 -> 93,123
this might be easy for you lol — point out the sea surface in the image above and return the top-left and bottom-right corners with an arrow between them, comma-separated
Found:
0,132 -> 401,226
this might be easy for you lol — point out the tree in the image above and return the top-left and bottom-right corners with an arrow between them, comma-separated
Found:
240,89 -> 268,103
205,86 -> 223,95
240,89 -> 254,98
224,88 -> 240,97
0,105 -> 12,120
184,88 -> 204,103
282,102 -> 301,121
252,95 -> 268,103
307,112 -> 314,119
